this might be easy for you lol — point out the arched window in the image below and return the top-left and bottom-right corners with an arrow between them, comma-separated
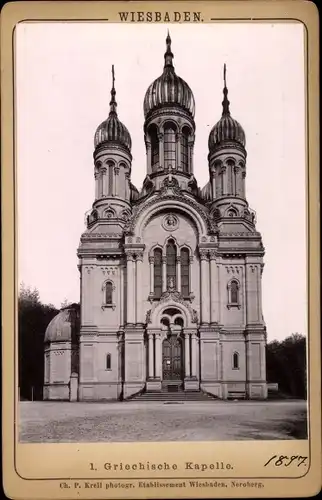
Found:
105,282 -> 113,304
180,248 -> 190,297
107,161 -> 114,195
231,280 -> 239,304
161,317 -> 170,327
149,125 -> 159,172
106,353 -> 111,370
174,317 -> 184,327
227,207 -> 238,218
233,352 -> 239,369
153,248 -> 162,298
227,279 -> 240,308
181,127 -> 190,172
164,123 -> 176,167
166,240 -> 176,289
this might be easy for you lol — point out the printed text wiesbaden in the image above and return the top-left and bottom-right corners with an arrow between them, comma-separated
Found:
118,12 -> 203,22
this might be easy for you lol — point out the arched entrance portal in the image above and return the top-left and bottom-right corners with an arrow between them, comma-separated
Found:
161,311 -> 184,391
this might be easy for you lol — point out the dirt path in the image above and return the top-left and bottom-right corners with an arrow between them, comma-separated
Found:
19,400 -> 308,443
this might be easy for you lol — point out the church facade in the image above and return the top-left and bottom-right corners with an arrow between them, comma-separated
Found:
43,34 -> 267,402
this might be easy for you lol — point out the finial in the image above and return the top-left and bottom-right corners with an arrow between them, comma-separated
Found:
164,30 -> 174,69
222,63 -> 230,115
109,64 -> 117,116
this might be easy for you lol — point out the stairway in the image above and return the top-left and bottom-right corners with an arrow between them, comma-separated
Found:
127,389 -> 218,402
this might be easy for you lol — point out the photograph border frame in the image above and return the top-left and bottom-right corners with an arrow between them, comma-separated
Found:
1,1 -> 320,498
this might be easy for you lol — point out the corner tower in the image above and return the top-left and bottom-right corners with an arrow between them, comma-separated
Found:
142,33 -> 197,195
76,67 -> 137,402
204,65 -> 267,400
207,65 -> 248,217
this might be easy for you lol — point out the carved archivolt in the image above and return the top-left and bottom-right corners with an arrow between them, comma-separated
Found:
125,194 -> 215,238
145,289 -> 198,326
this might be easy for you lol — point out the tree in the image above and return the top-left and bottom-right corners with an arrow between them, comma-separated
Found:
61,298 -> 72,308
18,283 -> 58,400
266,333 -> 307,399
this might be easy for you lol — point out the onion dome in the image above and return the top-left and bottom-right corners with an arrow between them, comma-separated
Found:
94,66 -> 132,151
44,304 -> 80,343
143,32 -> 195,119
200,181 -> 212,202
208,64 -> 245,151
130,182 -> 140,201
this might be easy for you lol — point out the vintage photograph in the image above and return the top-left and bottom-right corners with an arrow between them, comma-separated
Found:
16,21 -> 307,443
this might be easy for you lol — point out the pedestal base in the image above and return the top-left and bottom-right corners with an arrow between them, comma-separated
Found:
123,382 -> 145,399
200,382 -> 222,399
184,377 -> 199,391
246,382 -> 267,399
146,379 -> 162,392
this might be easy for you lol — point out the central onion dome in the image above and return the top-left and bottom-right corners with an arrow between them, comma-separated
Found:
94,66 -> 132,152
208,64 -> 245,152
143,33 -> 195,119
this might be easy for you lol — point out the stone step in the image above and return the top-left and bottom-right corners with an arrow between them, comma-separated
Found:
128,391 -> 218,402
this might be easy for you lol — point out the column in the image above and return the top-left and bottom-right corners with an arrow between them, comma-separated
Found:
258,264 -> 264,322
145,139 -> 152,174
211,170 -> 216,200
101,167 -> 107,196
158,133 -> 164,169
184,333 -> 191,377
260,342 -> 266,381
98,171 -> 103,198
149,256 -> 154,295
94,172 -> 99,199
136,252 -> 143,323
162,256 -> 167,292
126,252 -> 135,324
222,166 -> 227,195
119,264 -> 124,325
233,166 -> 239,196
242,170 -> 246,198
155,334 -> 162,378
111,167 -> 116,196
245,336 -> 251,398
209,251 -> 219,324
189,256 -> 193,295
176,256 -> 181,292
125,173 -> 130,200
200,250 -> 210,324
148,333 -> 154,378
176,132 -> 182,170
114,166 -> 119,197
188,141 -> 194,174
191,333 -> 197,377
246,262 -> 256,324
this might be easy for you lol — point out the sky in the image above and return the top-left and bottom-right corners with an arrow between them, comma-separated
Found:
15,22 -> 306,341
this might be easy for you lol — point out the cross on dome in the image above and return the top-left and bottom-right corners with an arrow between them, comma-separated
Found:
109,64 -> 117,117
222,63 -> 231,116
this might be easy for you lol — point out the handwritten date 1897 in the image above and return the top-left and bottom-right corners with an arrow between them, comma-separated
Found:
264,455 -> 308,467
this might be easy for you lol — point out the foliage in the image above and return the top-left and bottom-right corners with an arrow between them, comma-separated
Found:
18,283 -> 59,400
266,333 -> 307,399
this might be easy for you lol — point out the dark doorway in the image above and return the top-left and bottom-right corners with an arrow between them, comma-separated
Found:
162,335 -> 183,382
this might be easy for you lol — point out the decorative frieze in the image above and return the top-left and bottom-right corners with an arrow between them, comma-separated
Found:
81,232 -> 123,240
225,265 -> 243,274
100,266 -> 118,276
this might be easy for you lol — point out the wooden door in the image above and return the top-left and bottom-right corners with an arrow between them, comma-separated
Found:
162,335 -> 183,380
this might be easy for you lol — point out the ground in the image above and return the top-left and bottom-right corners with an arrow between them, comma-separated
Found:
19,400 -> 307,443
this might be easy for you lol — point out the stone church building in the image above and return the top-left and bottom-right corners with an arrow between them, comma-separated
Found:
44,34 -> 267,401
